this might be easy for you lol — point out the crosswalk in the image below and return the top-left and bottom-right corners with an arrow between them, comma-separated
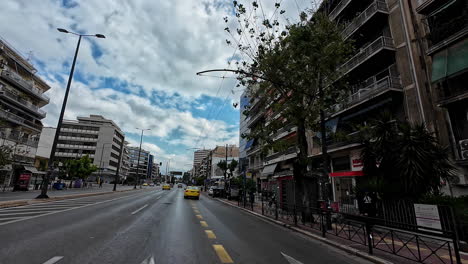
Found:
0,198 -> 102,226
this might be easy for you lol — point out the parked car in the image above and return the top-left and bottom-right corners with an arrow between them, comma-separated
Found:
208,186 -> 214,196
178,183 -> 183,188
149,182 -> 155,186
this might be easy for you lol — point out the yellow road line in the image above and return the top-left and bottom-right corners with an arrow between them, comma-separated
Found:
194,209 -> 200,214
200,221 -> 208,227
213,244 -> 234,263
196,214 -> 203,219
382,238 -> 428,251
205,230 -> 217,239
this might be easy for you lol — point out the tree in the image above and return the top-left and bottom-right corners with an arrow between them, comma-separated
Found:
224,3 -> 353,206
358,115 -> 455,200
217,159 -> 239,178
62,155 -> 98,181
0,145 -> 12,168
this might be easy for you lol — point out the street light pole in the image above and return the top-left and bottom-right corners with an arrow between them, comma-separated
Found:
134,128 -> 150,189
37,28 -> 105,199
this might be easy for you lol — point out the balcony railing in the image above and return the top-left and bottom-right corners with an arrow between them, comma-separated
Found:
333,72 -> 402,114
247,144 -> 261,155
338,36 -> 395,76
3,132 -> 39,148
61,127 -> 99,134
0,108 -> 42,131
56,144 -> 96,150
327,130 -> 362,150
342,0 -> 389,39
272,124 -> 297,141
265,146 -> 298,162
428,13 -> 468,48
329,0 -> 352,20
0,69 -> 50,103
0,87 -> 46,117
58,135 -> 98,142
248,162 -> 263,170
55,152 -> 95,158
247,110 -> 264,127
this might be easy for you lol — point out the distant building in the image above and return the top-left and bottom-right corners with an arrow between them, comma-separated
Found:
207,145 -> 239,180
40,115 -> 125,183
128,146 -> 150,183
192,149 -> 209,178
0,36 -> 50,189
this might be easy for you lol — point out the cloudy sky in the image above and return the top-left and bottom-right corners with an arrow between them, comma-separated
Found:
0,0 -> 311,172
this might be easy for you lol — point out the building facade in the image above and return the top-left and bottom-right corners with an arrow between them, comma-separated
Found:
207,145 -> 239,180
412,0 -> 468,195
50,115 -> 125,183
0,37 -> 50,189
192,149 -> 210,178
128,146 -> 150,183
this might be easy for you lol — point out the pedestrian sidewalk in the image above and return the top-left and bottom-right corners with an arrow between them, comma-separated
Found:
0,184 -> 139,208
217,198 -> 468,264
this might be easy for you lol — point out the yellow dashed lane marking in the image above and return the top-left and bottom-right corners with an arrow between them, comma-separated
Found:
200,221 -> 208,227
194,209 -> 200,214
196,214 -> 203,219
205,230 -> 217,239
213,244 -> 234,263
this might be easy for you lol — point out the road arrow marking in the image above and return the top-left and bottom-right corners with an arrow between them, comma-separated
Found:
140,256 -> 155,264
281,252 -> 304,264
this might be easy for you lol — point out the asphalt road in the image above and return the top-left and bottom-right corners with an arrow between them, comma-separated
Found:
0,184 -> 135,201
0,187 -> 371,264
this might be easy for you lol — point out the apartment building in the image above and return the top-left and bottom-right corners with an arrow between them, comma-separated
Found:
413,0 -> 468,195
52,115 -> 125,183
127,146 -> 150,183
119,141 -> 131,181
207,145 -> 239,180
0,37 -> 50,189
192,149 -> 210,178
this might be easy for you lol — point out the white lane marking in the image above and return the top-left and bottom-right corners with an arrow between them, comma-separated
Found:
131,204 -> 148,215
281,252 -> 304,264
0,211 -> 58,216
0,216 -> 27,221
42,256 -> 64,264
140,256 -> 155,264
0,191 -> 150,226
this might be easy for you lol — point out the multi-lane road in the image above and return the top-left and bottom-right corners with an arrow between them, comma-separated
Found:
0,187 -> 371,264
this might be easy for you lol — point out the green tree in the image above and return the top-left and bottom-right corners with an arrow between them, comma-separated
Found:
358,115 -> 455,199
62,155 -> 98,181
217,159 -> 239,178
225,3 -> 353,206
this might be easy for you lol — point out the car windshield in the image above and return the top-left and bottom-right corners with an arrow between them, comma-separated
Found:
1,1 -> 466,264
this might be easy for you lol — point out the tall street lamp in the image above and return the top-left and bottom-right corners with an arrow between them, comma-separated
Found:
134,128 -> 150,189
36,28 -> 105,199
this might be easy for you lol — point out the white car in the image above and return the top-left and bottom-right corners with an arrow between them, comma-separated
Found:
208,187 -> 214,196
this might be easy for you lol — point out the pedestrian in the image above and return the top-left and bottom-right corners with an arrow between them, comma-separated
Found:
363,192 -> 372,216
99,179 -> 103,188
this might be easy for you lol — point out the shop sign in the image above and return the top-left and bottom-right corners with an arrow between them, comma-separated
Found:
414,204 -> 442,233
350,151 -> 363,171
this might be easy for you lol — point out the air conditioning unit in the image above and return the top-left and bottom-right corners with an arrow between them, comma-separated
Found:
459,139 -> 468,160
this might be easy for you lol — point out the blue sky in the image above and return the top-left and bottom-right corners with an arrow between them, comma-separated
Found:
0,0 -> 306,172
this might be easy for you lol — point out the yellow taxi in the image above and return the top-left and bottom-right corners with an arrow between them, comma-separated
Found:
162,184 -> 171,190
184,186 -> 200,200
142,183 -> 148,186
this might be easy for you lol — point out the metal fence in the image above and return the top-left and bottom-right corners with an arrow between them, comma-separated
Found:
258,199 -> 463,264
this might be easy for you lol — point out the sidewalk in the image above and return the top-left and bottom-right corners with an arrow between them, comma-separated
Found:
217,198 -> 468,264
0,184 -> 140,208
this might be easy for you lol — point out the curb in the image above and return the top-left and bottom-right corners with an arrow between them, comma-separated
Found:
0,188 -> 137,209
216,198 -> 393,264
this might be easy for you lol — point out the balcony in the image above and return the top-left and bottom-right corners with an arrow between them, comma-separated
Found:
416,0 -> 446,14
327,130 -> 362,151
248,162 -> 263,171
56,144 -> 96,150
0,87 -> 46,117
0,69 -> 50,104
58,135 -> 98,142
4,132 -> 39,148
342,0 -> 389,39
427,12 -> 468,53
338,36 -> 395,77
61,127 -> 99,134
246,144 -> 261,156
0,108 -> 42,132
332,65 -> 402,116
247,110 -> 264,128
55,152 -> 95,158
329,0 -> 352,20
265,146 -> 298,163
272,124 -> 297,141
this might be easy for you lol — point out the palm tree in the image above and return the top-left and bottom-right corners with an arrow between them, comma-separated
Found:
358,115 -> 455,200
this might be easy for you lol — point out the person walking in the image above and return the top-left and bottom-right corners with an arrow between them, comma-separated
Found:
99,179 -> 103,188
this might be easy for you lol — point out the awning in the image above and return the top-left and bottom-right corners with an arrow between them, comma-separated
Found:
262,163 -> 277,176
329,171 -> 364,177
244,139 -> 255,150
24,166 -> 39,173
432,39 -> 468,83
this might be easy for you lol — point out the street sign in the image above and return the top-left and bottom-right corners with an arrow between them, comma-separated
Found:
414,204 -> 442,233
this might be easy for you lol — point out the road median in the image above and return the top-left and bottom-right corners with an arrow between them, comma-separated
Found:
0,188 -> 138,209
